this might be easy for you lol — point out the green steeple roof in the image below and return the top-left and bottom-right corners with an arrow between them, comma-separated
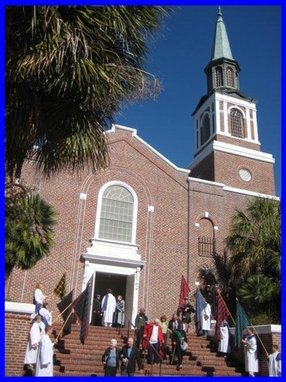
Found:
211,6 -> 233,61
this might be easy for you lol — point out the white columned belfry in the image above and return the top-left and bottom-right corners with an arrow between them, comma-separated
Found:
189,6 -> 275,194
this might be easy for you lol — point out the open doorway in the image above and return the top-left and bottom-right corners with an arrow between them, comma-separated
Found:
94,272 -> 127,298
88,270 -> 138,327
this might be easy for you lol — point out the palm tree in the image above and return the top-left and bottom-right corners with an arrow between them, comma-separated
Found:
225,197 -> 280,322
5,6 -> 168,275
237,274 -> 280,322
5,191 -> 56,277
6,6 -> 169,180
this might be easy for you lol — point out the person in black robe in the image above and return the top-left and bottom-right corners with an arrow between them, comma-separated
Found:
92,294 -> 102,326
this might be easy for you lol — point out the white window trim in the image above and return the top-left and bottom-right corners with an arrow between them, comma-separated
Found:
199,111 -> 214,148
228,106 -> 246,137
228,105 -> 246,119
94,181 -> 138,244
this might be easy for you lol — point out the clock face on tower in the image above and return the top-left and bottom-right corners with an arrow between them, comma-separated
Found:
239,168 -> 252,182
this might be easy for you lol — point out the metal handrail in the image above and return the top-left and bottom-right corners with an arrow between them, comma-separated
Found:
118,312 -> 135,339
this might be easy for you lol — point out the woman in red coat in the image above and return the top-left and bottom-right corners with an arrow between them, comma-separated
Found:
143,318 -> 164,364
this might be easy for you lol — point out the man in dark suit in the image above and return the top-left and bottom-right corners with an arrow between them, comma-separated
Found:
120,337 -> 144,376
168,314 -> 184,368
134,308 -> 148,348
168,313 -> 183,332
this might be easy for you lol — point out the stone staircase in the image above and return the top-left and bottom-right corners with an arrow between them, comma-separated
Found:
53,324 -> 245,377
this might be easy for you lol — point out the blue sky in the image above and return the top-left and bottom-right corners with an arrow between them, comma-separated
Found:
116,5 -> 281,196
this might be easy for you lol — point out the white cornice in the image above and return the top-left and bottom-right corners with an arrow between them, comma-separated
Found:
223,186 -> 280,200
215,91 -> 256,109
5,301 -> 34,314
194,90 -> 256,117
188,176 -> 225,188
83,253 -> 144,268
107,124 -> 190,174
210,324 -> 281,337
247,325 -> 281,334
107,124 -> 137,135
213,141 -> 274,162
190,140 -> 274,169
188,176 -> 279,200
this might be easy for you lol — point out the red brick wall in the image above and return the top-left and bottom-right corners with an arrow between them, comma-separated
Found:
5,126 -> 277,324
214,151 -> 275,195
5,313 -> 31,376
230,330 -> 281,376
190,152 -> 215,181
215,134 -> 261,151
190,148 -> 275,196
257,332 -> 281,376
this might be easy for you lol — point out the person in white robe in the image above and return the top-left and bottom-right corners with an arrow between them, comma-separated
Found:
34,283 -> 47,314
35,325 -> 55,376
241,327 -> 259,377
101,289 -> 116,327
218,319 -> 231,357
39,302 -> 52,327
200,303 -> 211,337
24,315 -> 42,369
267,344 -> 281,376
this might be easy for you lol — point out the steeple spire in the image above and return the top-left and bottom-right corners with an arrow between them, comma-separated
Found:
211,6 -> 233,61
203,6 -> 240,94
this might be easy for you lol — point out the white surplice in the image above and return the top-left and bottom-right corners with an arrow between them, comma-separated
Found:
201,303 -> 211,331
244,335 -> 259,373
35,334 -> 54,376
24,322 -> 42,364
218,324 -> 230,353
268,351 -> 281,376
101,293 -> 116,325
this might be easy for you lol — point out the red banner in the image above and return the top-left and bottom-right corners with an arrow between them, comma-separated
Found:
215,294 -> 229,339
178,275 -> 190,308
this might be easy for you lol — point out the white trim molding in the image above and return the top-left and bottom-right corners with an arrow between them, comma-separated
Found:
188,176 -> 225,188
5,301 -> 34,314
188,176 -> 279,201
224,186 -> 280,201
190,140 -> 274,170
107,124 -> 190,174
213,140 -> 275,163
95,180 -> 138,244
209,323 -> 281,337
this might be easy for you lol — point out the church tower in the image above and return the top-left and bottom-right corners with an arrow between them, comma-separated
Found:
190,7 -> 275,195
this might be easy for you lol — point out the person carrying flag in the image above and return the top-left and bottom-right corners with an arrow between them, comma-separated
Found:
195,287 -> 207,336
267,344 -> 281,377
217,319 -> 231,359
241,327 -> 259,377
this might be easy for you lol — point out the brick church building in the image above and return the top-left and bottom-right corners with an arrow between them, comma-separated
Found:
6,8 -> 277,327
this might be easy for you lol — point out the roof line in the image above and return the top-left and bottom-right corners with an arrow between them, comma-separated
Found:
108,124 -> 190,174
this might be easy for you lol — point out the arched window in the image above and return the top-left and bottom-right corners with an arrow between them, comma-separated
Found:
230,109 -> 244,138
226,67 -> 235,87
98,185 -> 134,243
200,114 -> 211,145
215,67 -> 223,87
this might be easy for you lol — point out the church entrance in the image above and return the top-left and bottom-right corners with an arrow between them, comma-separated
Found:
89,270 -> 138,327
83,239 -> 143,326
94,272 -> 127,300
